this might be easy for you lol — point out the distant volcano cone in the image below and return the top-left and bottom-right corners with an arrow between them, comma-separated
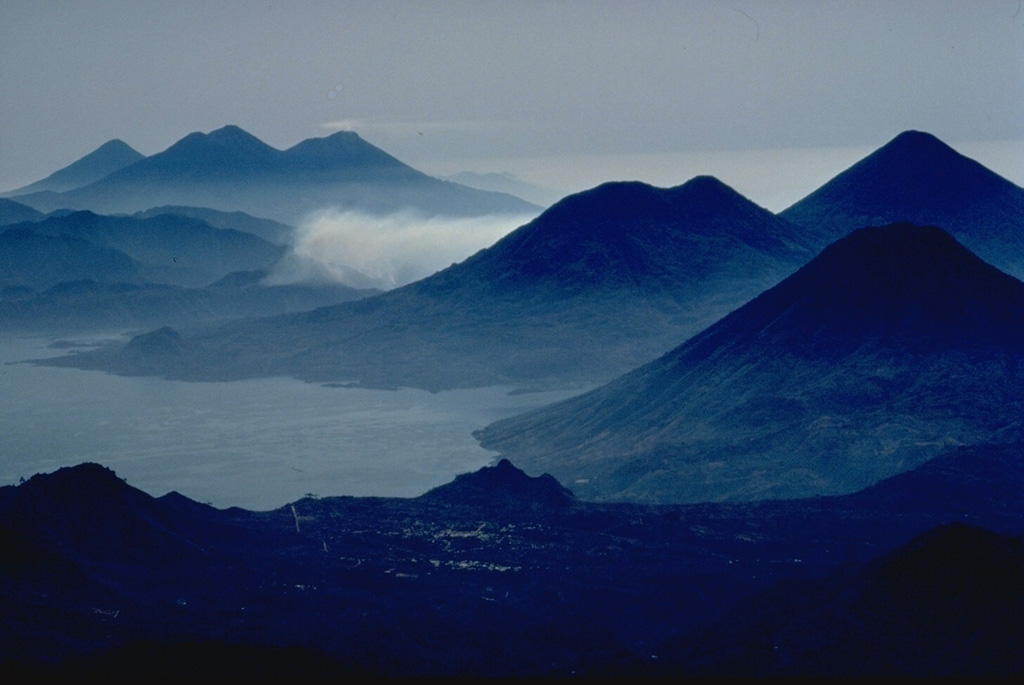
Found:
6,125 -> 537,222
2,139 -> 144,196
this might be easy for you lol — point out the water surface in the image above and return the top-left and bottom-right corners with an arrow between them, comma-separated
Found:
0,336 -> 582,510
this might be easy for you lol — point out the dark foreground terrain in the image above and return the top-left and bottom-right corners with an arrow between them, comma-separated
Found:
2,447 -> 1023,677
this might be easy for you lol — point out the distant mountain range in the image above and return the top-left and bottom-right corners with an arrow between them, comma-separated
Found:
0,199 -> 296,247
39,176 -> 813,390
130,206 -> 295,246
444,171 -> 566,207
4,210 -> 285,288
1,228 -> 144,292
0,209 -> 376,333
1,139 -> 144,196
5,126 -> 540,224
0,198 -> 46,225
781,130 -> 1024,278
476,223 -> 1024,503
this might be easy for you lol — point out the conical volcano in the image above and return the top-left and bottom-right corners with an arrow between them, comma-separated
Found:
780,131 -> 1024,278
1,139 -> 144,196
475,223 -> 1024,504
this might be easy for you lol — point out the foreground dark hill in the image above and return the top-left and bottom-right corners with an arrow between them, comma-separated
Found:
780,130 -> 1024,277
41,177 -> 813,390
477,223 -> 1024,503
672,522 -> 1024,677
3,443 -> 1024,677
8,126 -> 538,224
1,139 -> 144,196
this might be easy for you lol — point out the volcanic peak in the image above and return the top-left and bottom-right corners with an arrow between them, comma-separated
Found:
680,222 -> 1024,360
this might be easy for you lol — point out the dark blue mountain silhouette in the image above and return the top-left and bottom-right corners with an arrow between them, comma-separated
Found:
781,130 -> 1024,277
0,198 -> 46,226
476,223 -> 1024,503
0,228 -> 143,290
438,176 -> 809,295
45,177 -> 812,390
2,139 -> 144,196
419,458 -> 575,507
10,210 -> 284,287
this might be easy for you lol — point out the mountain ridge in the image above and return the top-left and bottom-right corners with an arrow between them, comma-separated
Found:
7,125 -> 539,223
2,139 -> 144,196
37,176 -> 813,390
781,130 -> 1024,278
476,222 -> 1024,503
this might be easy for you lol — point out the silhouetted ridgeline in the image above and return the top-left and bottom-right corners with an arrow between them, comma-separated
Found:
3,448 -> 1024,677
477,223 -> 1024,503
7,126 -> 538,223
33,176 -> 812,390
781,130 -> 1024,278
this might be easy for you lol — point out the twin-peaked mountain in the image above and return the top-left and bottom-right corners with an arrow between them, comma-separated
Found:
42,176 -> 814,390
7,126 -> 538,224
475,223 -> 1024,504
436,176 -> 807,294
781,130 -> 1024,278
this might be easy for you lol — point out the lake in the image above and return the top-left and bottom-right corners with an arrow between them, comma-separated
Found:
0,335 -> 583,510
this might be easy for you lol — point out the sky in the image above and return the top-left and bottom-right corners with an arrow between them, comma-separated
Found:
1,0 -> 1022,211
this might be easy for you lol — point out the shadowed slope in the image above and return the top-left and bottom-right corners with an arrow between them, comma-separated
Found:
2,139 -> 144,196
781,131 -> 1024,277
476,223 -> 1024,503
39,177 -> 812,390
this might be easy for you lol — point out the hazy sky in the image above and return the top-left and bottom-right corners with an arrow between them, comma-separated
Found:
1,0 -> 1022,209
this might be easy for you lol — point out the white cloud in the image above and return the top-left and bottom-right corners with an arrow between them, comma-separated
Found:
264,209 -> 536,290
